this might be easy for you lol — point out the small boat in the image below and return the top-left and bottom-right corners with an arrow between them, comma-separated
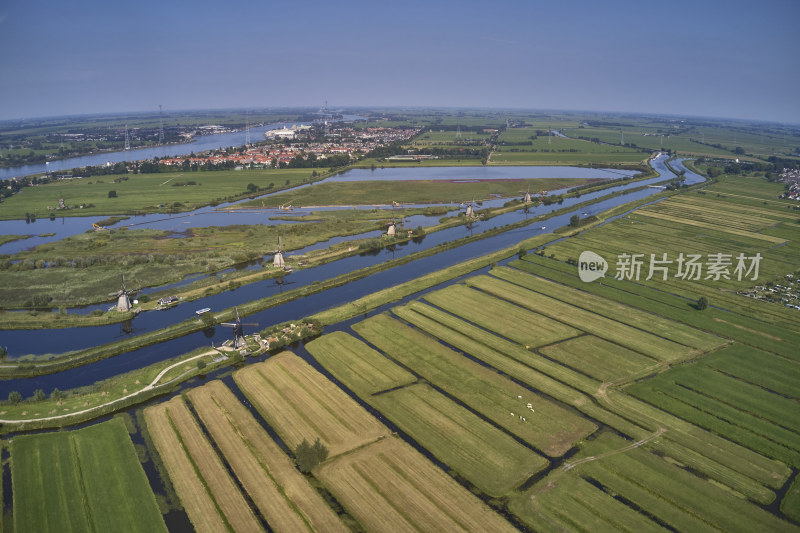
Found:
196,308 -> 211,315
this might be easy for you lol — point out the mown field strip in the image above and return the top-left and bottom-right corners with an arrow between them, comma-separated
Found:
11,418 -> 166,533
671,194 -> 798,221
187,380 -> 348,533
704,345 -> 800,399
354,313 -> 597,457
370,383 -> 549,496
510,472 -> 667,532
316,437 -> 517,533
539,335 -> 658,381
636,210 -> 787,243
234,351 -> 390,457
514,256 -> 800,352
603,389 -> 791,490
491,265 -> 725,351
145,397 -> 263,533
665,365 -> 800,431
422,284 -> 581,348
394,301 -> 658,440
305,331 -> 417,396
578,434 -> 797,532
463,276 -> 691,361
628,381 -> 800,467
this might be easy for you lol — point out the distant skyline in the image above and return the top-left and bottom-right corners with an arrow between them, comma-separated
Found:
1,0 -> 798,124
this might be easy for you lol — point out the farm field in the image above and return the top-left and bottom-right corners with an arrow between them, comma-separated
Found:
352,313 -> 597,457
316,436 -> 518,533
234,176 -> 592,209
144,397 -> 264,533
10,417 -> 166,533
0,168 -> 317,220
511,432 -> 797,533
307,330 -> 549,496
369,384 -> 549,496
234,351 -> 390,457
187,380 -> 349,533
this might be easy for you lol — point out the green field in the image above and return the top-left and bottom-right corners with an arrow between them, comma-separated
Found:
0,168 -> 317,220
512,432 -> 797,533
353,313 -> 597,456
11,417 -> 166,533
369,384 -> 549,496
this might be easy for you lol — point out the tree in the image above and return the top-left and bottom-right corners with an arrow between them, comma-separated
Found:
51,388 -> 65,401
295,437 -> 329,473
33,389 -> 46,401
108,190 -> 117,198
696,296 -> 709,310
569,214 -> 580,227
8,390 -> 22,404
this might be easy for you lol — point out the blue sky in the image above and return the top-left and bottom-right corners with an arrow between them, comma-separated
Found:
1,0 -> 798,123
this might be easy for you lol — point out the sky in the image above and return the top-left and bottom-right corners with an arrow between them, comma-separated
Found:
1,0 -> 798,123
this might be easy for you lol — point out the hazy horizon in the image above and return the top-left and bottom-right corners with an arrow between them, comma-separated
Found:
1,0 -> 798,124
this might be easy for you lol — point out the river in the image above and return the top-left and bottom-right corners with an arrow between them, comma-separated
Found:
0,115 -> 365,181
0,154 -> 702,394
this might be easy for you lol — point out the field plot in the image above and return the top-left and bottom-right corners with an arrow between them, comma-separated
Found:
372,383 -> 548,496
187,380 -> 349,533
512,432 -> 798,533
423,284 -> 580,348
144,397 -> 263,533
628,358 -> 800,467
539,335 -> 657,381
490,265 -> 726,352
305,331 -> 416,396
234,351 -> 390,457
463,276 -> 692,361
317,436 -> 517,533
11,417 -> 166,533
353,313 -> 597,456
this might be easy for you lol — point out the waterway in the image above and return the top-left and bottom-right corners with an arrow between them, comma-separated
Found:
0,154 -> 702,395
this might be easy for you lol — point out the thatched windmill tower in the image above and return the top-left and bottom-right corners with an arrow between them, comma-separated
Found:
523,185 -> 532,204
220,307 -> 258,349
114,275 -> 132,312
273,236 -> 285,268
386,220 -> 397,237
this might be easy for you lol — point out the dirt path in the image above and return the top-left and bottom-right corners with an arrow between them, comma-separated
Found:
0,350 -> 216,424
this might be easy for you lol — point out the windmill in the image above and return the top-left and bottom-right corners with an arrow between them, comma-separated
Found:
278,200 -> 295,211
386,219 -> 398,237
220,307 -> 258,349
273,236 -> 286,268
523,185 -> 532,204
464,196 -> 479,219
109,275 -> 136,312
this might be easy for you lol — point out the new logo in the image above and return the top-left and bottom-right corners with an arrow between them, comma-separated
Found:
578,250 -> 607,282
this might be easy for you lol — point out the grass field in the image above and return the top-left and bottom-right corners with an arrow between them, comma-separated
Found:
316,436 -> 517,533
422,283 -> 581,348
511,431 -> 797,532
0,168 -> 317,220
369,383 -> 549,496
463,276 -> 693,361
235,177 -> 593,209
11,417 -> 166,533
187,380 -> 349,533
144,397 -> 263,533
234,351 -> 390,457
305,331 -> 417,396
353,313 -> 597,456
